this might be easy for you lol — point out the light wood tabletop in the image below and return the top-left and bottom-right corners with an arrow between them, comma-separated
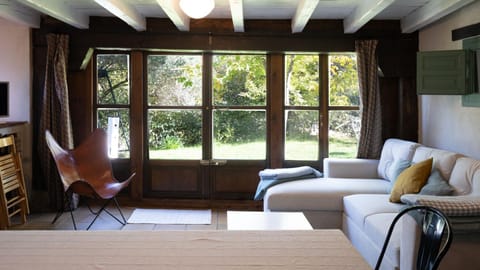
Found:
0,230 -> 371,269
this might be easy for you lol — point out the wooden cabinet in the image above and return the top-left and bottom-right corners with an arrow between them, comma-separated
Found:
417,50 -> 476,95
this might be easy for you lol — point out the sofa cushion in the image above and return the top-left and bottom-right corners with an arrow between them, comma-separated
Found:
449,157 -> 480,196
419,169 -> 454,195
364,213 -> 400,266
264,178 -> 390,212
412,146 -> 460,181
389,158 -> 433,203
386,159 -> 411,186
377,139 -> 420,181
343,194 -> 403,230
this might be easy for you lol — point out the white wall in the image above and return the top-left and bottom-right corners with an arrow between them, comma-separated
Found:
0,17 -> 31,122
419,1 -> 480,159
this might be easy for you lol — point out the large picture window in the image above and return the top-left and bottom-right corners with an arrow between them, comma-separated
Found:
284,54 -> 360,160
94,52 -> 359,162
147,54 -> 203,160
95,53 -> 131,158
212,54 -> 267,160
328,54 -> 360,158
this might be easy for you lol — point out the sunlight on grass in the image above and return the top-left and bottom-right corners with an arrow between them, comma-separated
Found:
150,136 -> 357,160
329,135 -> 358,158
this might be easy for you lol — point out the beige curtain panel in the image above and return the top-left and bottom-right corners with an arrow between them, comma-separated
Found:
38,34 -> 75,210
355,40 -> 383,159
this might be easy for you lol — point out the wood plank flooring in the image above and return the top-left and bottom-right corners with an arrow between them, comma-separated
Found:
9,205 -> 228,231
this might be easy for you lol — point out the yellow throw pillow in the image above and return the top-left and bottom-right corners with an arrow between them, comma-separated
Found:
389,158 -> 433,203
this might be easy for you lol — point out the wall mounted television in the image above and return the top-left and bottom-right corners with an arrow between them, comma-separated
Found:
0,82 -> 8,117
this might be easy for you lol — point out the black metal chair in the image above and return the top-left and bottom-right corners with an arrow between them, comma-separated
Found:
375,205 -> 453,270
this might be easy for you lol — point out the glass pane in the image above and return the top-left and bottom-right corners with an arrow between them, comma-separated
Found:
213,110 -> 266,159
212,55 -> 266,106
97,108 -> 130,158
96,54 -> 130,105
329,110 -> 360,158
285,110 -> 319,160
285,55 -> 319,106
329,54 -> 360,106
148,109 -> 202,160
147,55 -> 202,106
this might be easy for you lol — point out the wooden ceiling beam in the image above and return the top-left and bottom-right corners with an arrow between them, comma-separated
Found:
155,0 -> 190,31
291,0 -> 319,33
16,0 -> 89,29
401,0 -> 476,33
343,0 -> 395,33
94,0 -> 146,31
0,0 -> 40,28
229,0 -> 244,32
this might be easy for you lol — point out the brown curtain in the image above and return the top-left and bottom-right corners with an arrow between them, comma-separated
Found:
38,34 -> 74,210
355,40 -> 382,159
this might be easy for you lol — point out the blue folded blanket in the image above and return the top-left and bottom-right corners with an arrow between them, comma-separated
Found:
254,166 -> 323,200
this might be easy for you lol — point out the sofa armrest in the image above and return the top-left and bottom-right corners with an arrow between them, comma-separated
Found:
400,205 -> 480,270
323,158 -> 379,178
400,194 -> 480,216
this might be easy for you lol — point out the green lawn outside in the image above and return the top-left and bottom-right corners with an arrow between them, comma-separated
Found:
149,136 -> 357,160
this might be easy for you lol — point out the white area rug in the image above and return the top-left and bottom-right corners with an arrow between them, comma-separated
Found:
127,208 -> 212,224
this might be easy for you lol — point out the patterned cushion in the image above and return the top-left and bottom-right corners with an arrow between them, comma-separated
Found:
401,194 -> 480,216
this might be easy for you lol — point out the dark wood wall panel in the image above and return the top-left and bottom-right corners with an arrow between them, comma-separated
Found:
213,165 -> 265,200
150,166 -> 201,193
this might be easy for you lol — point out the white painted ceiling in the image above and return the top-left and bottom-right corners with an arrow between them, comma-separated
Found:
0,0 -> 477,33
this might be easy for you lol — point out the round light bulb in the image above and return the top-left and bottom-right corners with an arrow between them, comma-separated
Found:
179,0 -> 215,19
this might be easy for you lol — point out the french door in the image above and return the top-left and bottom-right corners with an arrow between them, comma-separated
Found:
144,53 -> 267,199
94,51 -> 360,200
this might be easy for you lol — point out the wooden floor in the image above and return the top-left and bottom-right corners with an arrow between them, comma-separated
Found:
9,205 -> 228,231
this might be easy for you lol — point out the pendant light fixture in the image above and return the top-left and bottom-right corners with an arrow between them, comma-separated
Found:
179,0 -> 215,19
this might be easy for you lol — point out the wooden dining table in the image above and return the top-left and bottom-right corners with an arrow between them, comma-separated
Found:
0,229 -> 371,269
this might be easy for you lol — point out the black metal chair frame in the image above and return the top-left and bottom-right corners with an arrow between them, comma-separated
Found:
51,189 -> 127,230
375,205 -> 453,270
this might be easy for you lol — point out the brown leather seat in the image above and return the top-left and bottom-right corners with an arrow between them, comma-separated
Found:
45,129 -> 135,230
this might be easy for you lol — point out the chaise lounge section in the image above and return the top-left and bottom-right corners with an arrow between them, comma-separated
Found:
263,138 -> 480,269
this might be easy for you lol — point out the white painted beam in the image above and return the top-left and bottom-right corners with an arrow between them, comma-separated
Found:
155,0 -> 189,31
229,0 -> 244,32
291,0 -> 319,33
94,0 -> 146,31
0,0 -> 40,28
343,0 -> 395,33
16,0 -> 89,29
401,0 -> 476,33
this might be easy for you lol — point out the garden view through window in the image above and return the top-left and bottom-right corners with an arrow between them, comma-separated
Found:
95,52 -> 360,161
285,54 -> 360,160
95,54 -> 131,158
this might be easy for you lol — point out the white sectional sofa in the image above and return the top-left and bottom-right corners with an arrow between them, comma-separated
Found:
263,138 -> 480,270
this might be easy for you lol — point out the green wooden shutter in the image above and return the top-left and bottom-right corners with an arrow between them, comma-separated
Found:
417,50 -> 475,95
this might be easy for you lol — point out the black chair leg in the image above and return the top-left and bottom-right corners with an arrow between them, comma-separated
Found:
52,192 -> 77,230
101,198 -> 127,225
66,194 -> 77,230
86,200 -> 110,230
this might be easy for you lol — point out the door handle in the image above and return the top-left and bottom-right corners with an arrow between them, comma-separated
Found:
211,159 -> 227,166
200,160 -> 227,166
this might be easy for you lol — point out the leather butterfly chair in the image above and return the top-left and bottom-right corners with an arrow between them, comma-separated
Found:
375,205 -> 453,270
45,129 -> 135,230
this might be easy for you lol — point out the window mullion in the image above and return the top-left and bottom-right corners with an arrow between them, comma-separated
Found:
319,54 -> 329,161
